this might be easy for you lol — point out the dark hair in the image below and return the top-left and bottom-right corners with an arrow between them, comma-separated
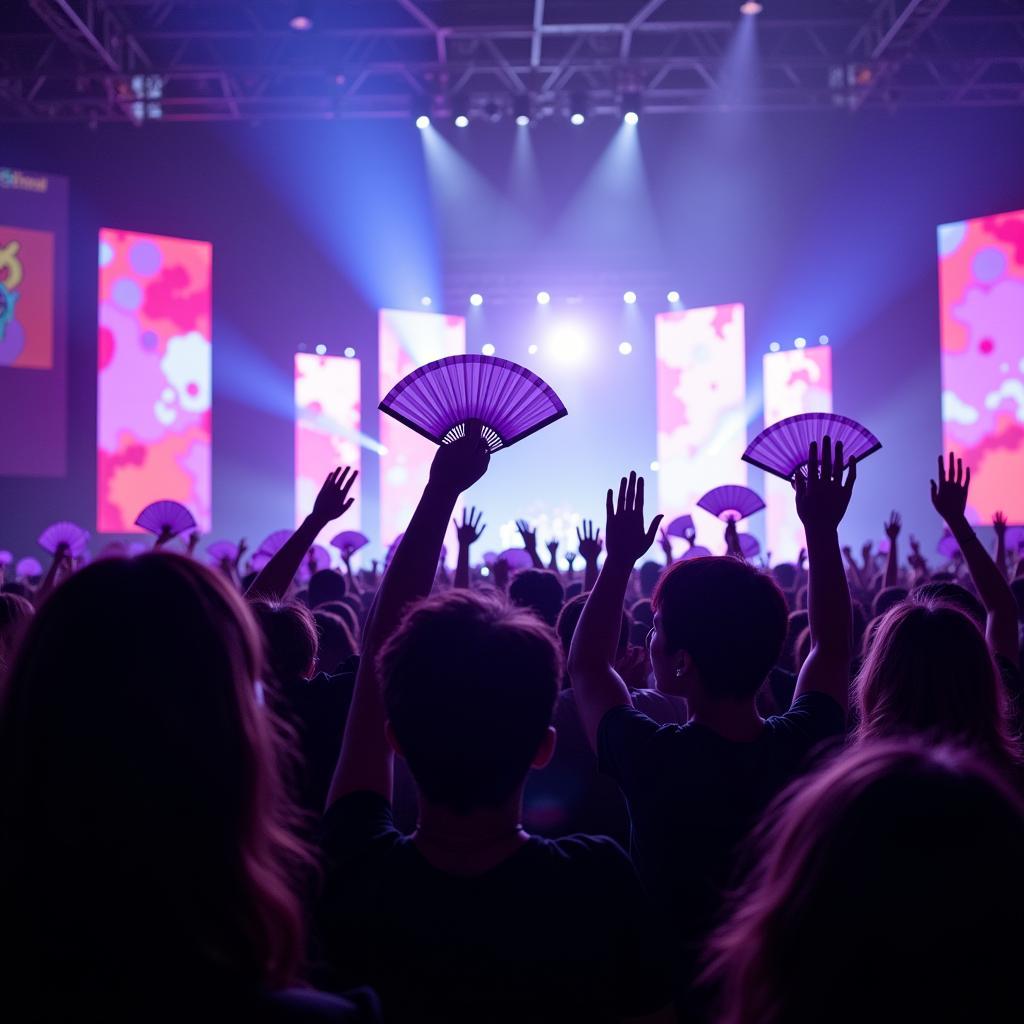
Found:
564,581 -> 583,601
630,598 -> 654,646
638,561 -> 662,598
705,741 -> 1024,1024
772,563 -> 797,592
653,557 -> 787,699
0,554 -> 309,1009
556,592 -> 629,660
911,580 -> 984,628
872,586 -> 908,620
308,568 -> 346,608
313,610 -> 357,675
1,580 -> 31,600
251,600 -> 318,684
508,568 -> 564,627
0,592 -> 33,675
317,599 -> 360,638
380,589 -> 561,813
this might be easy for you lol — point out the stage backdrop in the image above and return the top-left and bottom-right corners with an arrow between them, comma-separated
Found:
97,228 -> 212,532
939,208 -> 1024,525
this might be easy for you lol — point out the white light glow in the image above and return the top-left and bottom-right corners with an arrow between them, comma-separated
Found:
570,112 -> 585,126
515,114 -> 530,127
650,460 -> 660,472
624,111 -> 639,126
623,290 -> 638,305
547,321 -> 588,364
289,14 -> 313,31
619,341 -> 633,355
667,290 -> 681,304
314,343 -> 327,356
794,337 -> 807,349
420,295 -> 432,307
528,344 -> 538,354
454,114 -> 469,128
536,290 -> 551,305
469,293 -> 484,307
343,346 -> 356,358
740,1 -> 763,14
819,334 -> 830,345
415,114 -> 430,130
769,341 -> 781,352
481,343 -> 496,356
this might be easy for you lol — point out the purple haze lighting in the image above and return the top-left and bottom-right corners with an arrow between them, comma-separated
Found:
743,413 -> 882,481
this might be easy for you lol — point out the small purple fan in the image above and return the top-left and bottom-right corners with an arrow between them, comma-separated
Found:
207,540 -> 240,565
0,550 -> 13,566
379,354 -> 567,453
483,551 -> 499,567
697,485 -> 765,523
38,521 -> 90,558
257,529 -> 292,557
681,545 -> 712,561
332,530 -> 369,555
738,534 -> 760,558
16,556 -> 42,578
499,548 -> 534,571
134,500 -> 196,539
937,531 -> 960,559
666,514 -> 695,539
743,412 -> 882,481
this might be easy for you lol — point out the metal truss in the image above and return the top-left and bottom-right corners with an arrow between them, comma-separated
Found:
1,0 -> 1022,123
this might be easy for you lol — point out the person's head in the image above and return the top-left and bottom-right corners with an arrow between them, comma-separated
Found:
856,599 -> 1019,774
872,585 -> 907,620
307,568 -> 346,608
0,553 -> 308,1002
705,741 -> 1024,1024
556,592 -> 629,661
630,598 -> 654,646
251,599 -> 318,684
380,589 -> 561,814
508,568 -> 564,627
317,599 -> 360,638
564,580 -> 583,601
772,562 -> 797,593
638,560 -> 662,598
1,580 -> 30,600
1010,577 -> 1024,621
0,592 -> 33,675
313,610 -> 357,675
650,557 -> 787,701
911,580 -> 984,628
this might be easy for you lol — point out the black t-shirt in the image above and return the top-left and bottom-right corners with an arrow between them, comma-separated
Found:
598,693 -> 845,993
317,791 -> 671,1023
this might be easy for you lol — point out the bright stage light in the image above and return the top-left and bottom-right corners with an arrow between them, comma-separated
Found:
514,95 -> 532,126
623,111 -> 639,126
516,115 -> 531,127
547,322 -> 587,364
469,293 -> 484,307
315,343 -> 327,356
570,112 -> 585,126
420,295 -> 432,307
794,337 -> 807,349
650,460 -> 660,472
740,1 -> 763,14
623,290 -> 637,305
344,346 -> 356,358
481,343 -> 496,356
454,114 -> 469,128
769,341 -> 781,352
667,290 -> 680,304
289,12 -> 313,31
528,344 -> 538,354
536,290 -> 551,305
415,114 -> 430,130
819,334 -> 830,345
619,341 -> 633,355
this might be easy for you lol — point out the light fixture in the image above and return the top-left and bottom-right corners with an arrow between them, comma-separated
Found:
740,1 -> 763,14
794,337 -> 807,349
315,343 -> 327,356
420,295 -> 432,307
536,290 -> 551,305
343,346 -> 356,358
619,341 -> 633,355
667,290 -> 681,304
469,293 -> 483,307
819,334 -> 830,345
289,4 -> 313,31
528,343 -> 538,354
650,460 -> 661,472
481,343 -> 496,356
569,92 -> 587,125
621,91 -> 641,125
623,290 -> 638,305
624,110 -> 639,126
454,114 -> 469,128
513,94 -> 532,127
769,341 -> 781,352
415,114 -> 430,130
547,321 -> 588,364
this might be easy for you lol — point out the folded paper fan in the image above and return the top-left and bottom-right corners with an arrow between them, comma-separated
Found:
666,514 -> 695,539
257,530 -> 292,558
499,548 -> 534,571
681,545 -> 712,561
697,485 -> 765,523
207,540 -> 240,564
937,531 -> 960,559
38,521 -> 90,558
16,556 -> 42,578
738,534 -> 760,558
134,500 -> 196,539
332,530 -> 369,555
743,413 -> 882,481
379,354 -> 567,453
0,550 -> 13,566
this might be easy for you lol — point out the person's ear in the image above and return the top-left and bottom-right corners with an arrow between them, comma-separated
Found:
531,726 -> 557,770
384,720 -> 404,758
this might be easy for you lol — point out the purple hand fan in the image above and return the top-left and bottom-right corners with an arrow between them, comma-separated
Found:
743,413 -> 882,481
332,530 -> 369,555
38,521 -> 90,558
0,550 -> 12,566
134,500 -> 196,539
483,551 -> 499,567
666,514 -> 695,539
937,531 -> 960,559
499,548 -> 534,571
16,556 -> 42,578
298,544 -> 333,583
379,355 -> 567,453
738,534 -> 760,558
257,529 -> 292,557
207,540 -> 240,564
681,545 -> 712,561
697,485 -> 765,523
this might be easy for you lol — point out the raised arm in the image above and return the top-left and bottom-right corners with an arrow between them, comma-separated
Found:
35,544 -> 71,607
546,540 -> 560,576
247,466 -> 357,601
993,511 -> 1009,580
931,453 -> 1019,665
792,437 -> 856,712
568,472 -> 662,750
516,519 -> 545,570
884,511 -> 901,588
659,527 -> 674,567
724,518 -> 742,559
454,506 -> 485,589
328,428 -> 489,804
577,519 -> 603,593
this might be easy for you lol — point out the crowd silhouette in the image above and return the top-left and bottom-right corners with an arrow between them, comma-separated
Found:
2,435 -> 1023,1022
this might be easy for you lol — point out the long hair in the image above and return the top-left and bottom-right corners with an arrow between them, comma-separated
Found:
0,554 -> 310,1009
705,741 -> 1024,1024
855,598 -> 1020,775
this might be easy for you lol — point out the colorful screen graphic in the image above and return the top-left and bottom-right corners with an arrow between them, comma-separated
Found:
378,308 -> 465,548
762,347 -> 833,561
655,304 -> 747,554
0,167 -> 68,476
939,209 -> 1024,523
295,353 -> 362,543
97,229 -> 212,532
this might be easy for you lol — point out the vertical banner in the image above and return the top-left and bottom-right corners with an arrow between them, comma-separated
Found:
295,353 -> 362,542
378,308 -> 465,548
655,304 -> 747,553
97,229 -> 212,532
762,347 -> 833,562
939,209 -> 1024,523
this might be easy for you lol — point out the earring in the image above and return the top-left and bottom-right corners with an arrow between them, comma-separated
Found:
675,668 -> 684,678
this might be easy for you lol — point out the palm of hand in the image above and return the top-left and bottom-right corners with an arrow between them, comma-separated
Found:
430,430 -> 490,494
930,453 -> 969,523
794,438 -> 855,530
605,472 -> 662,564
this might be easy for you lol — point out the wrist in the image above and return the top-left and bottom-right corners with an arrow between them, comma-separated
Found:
602,552 -> 635,575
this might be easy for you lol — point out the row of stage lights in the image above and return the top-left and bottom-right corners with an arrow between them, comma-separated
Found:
419,290 -> 683,308
414,98 -> 641,132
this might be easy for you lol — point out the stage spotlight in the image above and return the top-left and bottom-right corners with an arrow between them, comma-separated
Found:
469,293 -> 484,307
536,290 -> 551,305
420,296 -> 432,307
528,344 -> 538,354
769,341 -> 781,352
623,290 -> 637,305
667,290 -> 681,304
740,1 -> 763,14
794,337 -> 807,349
570,112 -> 585,126
513,95 -> 532,126
624,110 -> 639,126
315,343 -> 327,356
289,4 -> 313,31
415,114 -> 430,130
819,334 -> 830,345
650,460 -> 660,472
569,92 -> 587,125
621,91 -> 641,125
547,321 -> 587,364
454,114 -> 469,128
481,343 -> 496,356
619,341 -> 633,355
343,346 -> 356,358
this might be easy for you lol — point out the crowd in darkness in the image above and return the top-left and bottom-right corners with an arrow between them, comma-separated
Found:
3,433 -> 1024,1023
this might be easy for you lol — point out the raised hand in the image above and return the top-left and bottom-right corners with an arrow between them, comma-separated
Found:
605,471 -> 663,567
794,437 -> 856,532
515,519 -> 538,555
454,506 -> 485,547
860,541 -> 873,568
492,556 -> 510,590
565,551 -> 578,572
312,466 -> 358,526
577,520 -> 603,564
993,510 -> 1008,539
659,527 -> 673,563
546,540 -> 559,560
724,517 -> 741,558
930,452 -> 970,525
186,531 -> 201,556
682,522 -> 697,545
155,526 -> 174,549
884,511 -> 901,540
429,420 -> 490,496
